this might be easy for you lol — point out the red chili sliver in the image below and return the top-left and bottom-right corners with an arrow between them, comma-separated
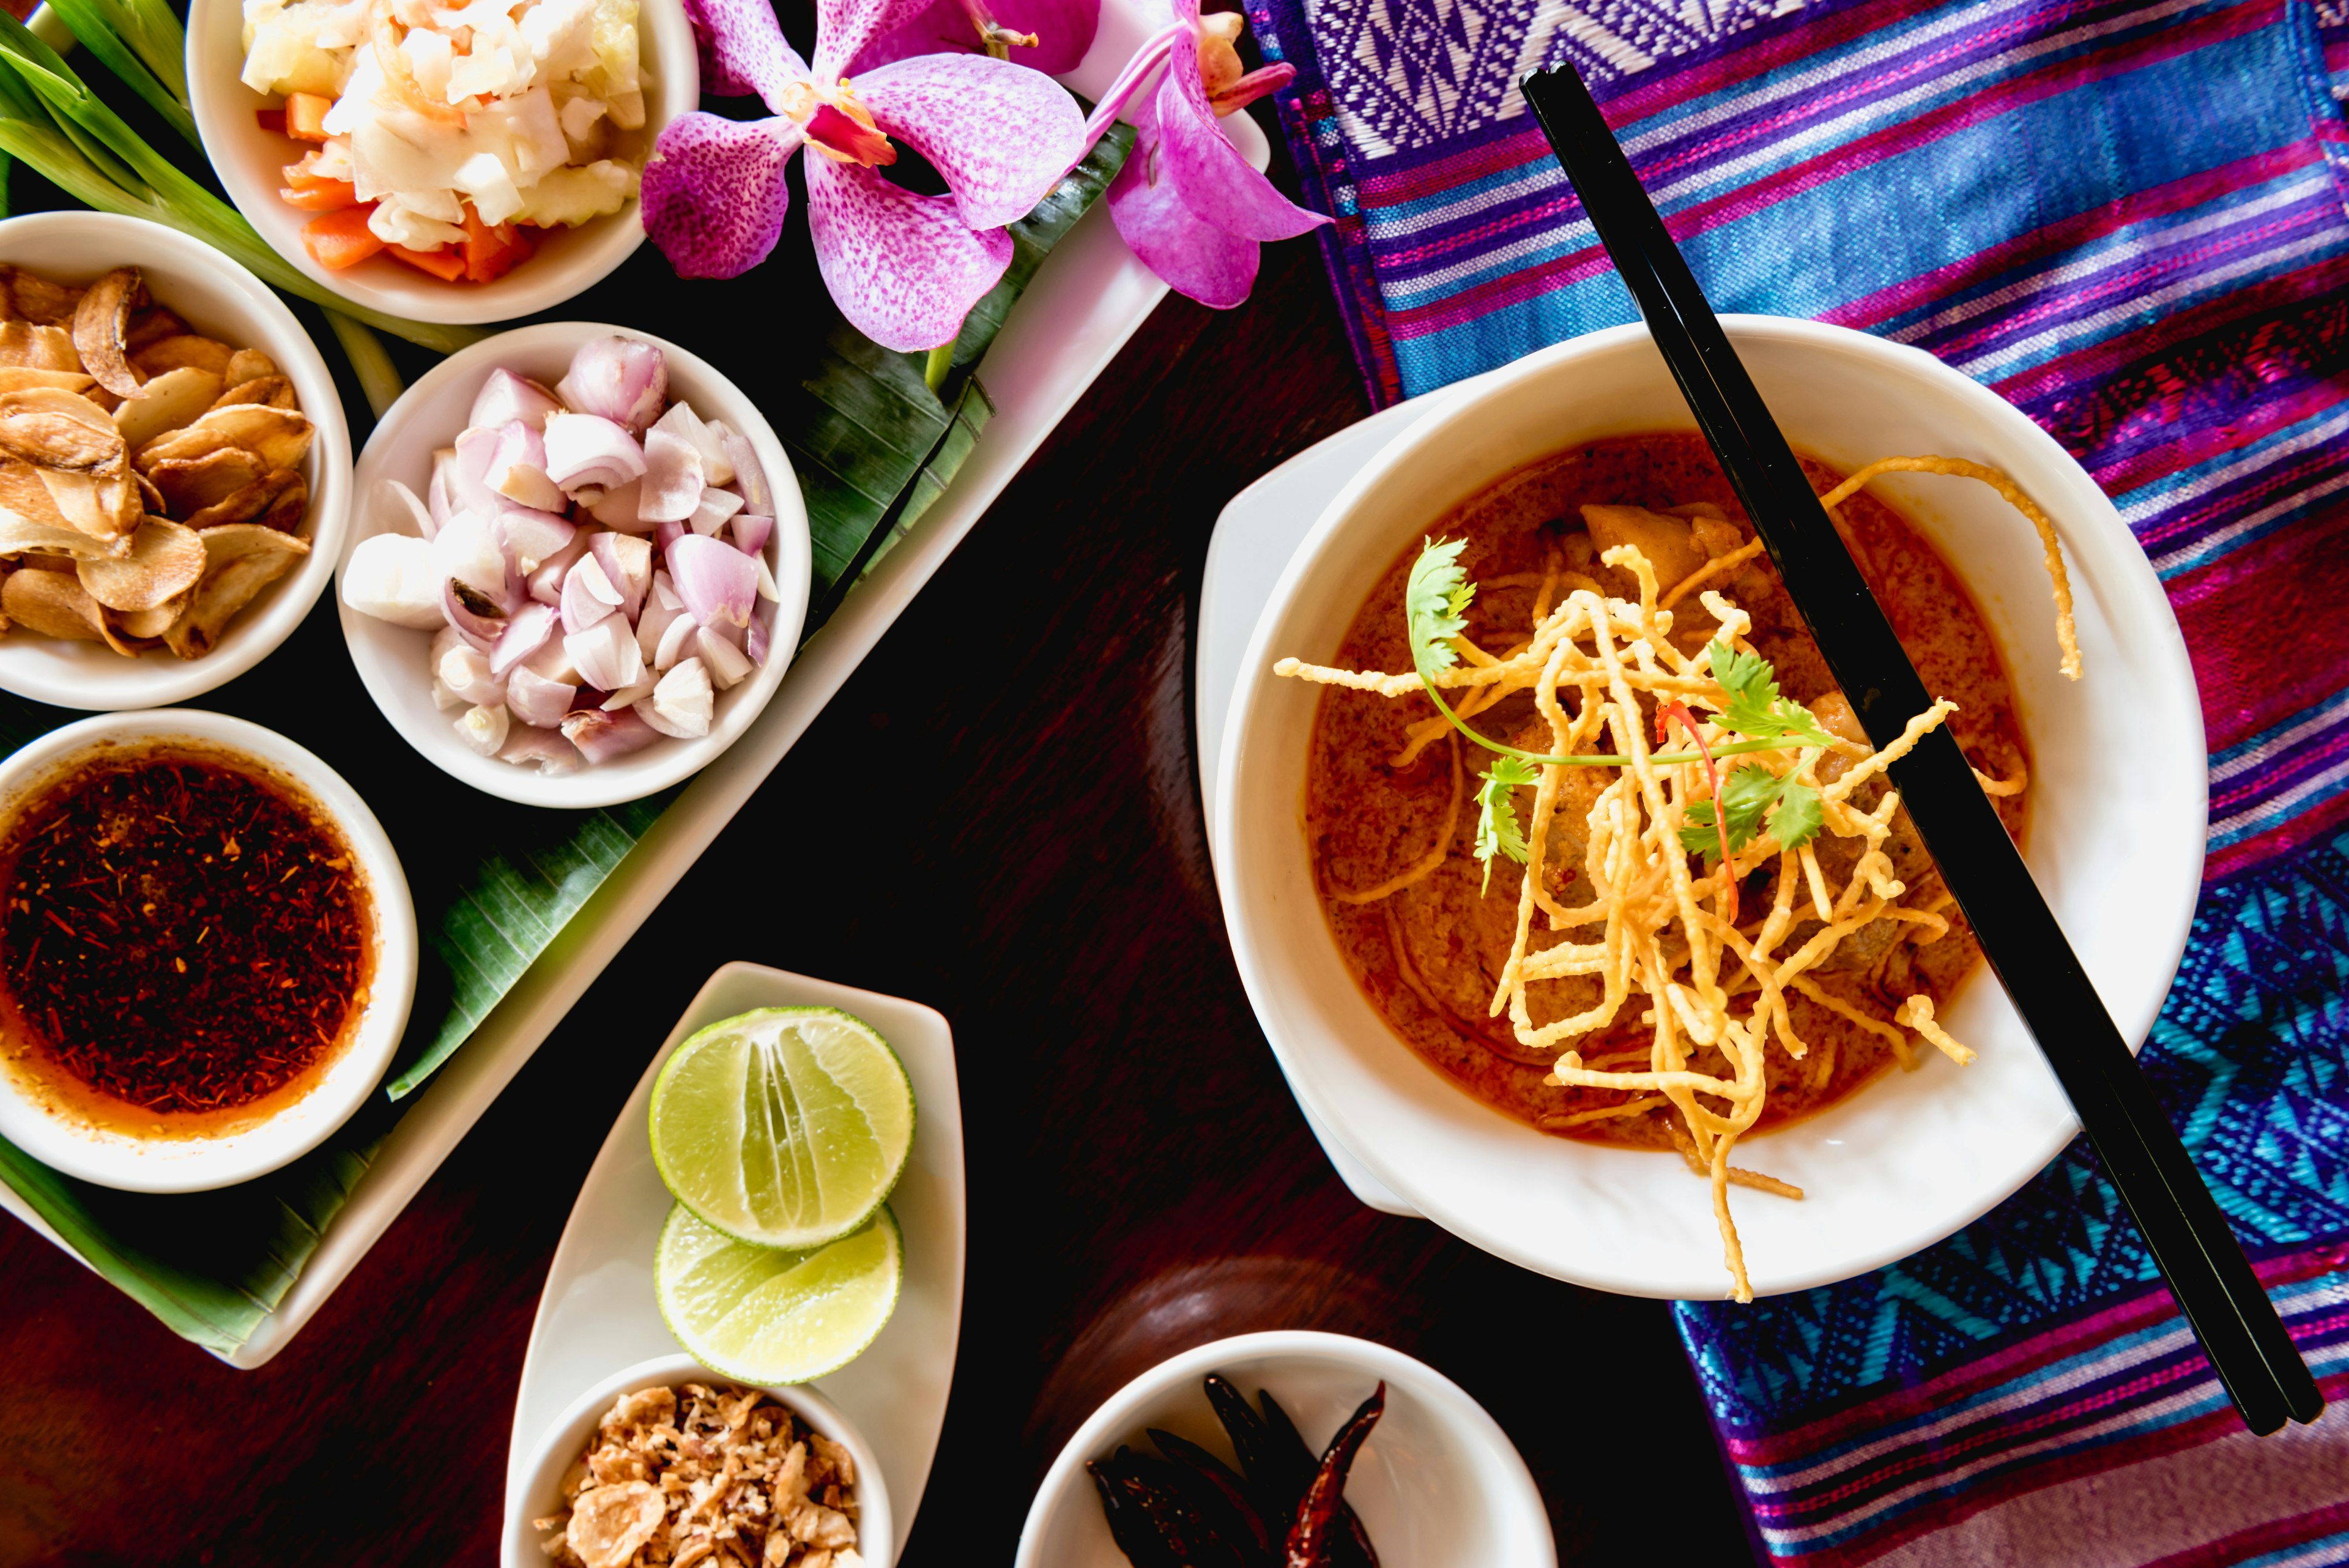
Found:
1661,697 -> 1736,907
255,106 -> 286,132
1282,1383 -> 1385,1568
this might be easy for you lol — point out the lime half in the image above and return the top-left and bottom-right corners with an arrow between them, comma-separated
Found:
656,1202 -> 903,1383
650,1006 -> 915,1249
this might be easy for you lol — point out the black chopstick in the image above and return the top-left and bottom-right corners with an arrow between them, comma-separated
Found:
1520,62 -> 2322,1436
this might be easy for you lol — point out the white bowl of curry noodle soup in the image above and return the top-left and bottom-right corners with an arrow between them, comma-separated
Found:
1214,316 -> 2206,1301
1015,1331 -> 1555,1568
505,1352 -> 894,1568
0,212 -> 352,711
0,709 -> 417,1193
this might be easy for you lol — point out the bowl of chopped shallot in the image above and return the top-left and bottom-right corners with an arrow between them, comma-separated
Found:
338,321 -> 809,806
506,1353 -> 893,1568
185,0 -> 697,323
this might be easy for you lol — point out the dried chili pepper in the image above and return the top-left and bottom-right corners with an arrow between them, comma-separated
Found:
1098,1379 -> 1387,1568
1260,1392 -> 1377,1568
1093,1455 -> 1181,1568
1125,1449 -> 1253,1568
0,746 -> 369,1122
1250,1390 -> 1320,1499
1093,1448 -> 1248,1568
1148,1427 -> 1274,1564
1283,1383 -> 1386,1568
1205,1373 -> 1293,1528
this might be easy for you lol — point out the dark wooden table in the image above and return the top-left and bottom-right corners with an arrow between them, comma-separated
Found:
0,136 -> 1755,1566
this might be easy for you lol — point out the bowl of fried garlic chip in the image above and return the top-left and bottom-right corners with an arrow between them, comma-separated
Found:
0,211 -> 351,710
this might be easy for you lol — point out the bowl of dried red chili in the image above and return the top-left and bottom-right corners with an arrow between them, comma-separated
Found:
0,709 -> 415,1192
1015,1331 -> 1556,1568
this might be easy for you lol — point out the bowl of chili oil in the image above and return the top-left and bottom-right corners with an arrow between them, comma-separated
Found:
0,712 -> 414,1192
0,737 -> 376,1139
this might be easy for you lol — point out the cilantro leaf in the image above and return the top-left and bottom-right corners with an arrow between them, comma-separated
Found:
1705,641 -> 1838,749
1716,762 -> 1789,845
1407,537 -> 1474,674
1677,803 -> 1724,856
1474,755 -> 1541,892
1769,778 -> 1824,852
1676,762 -> 1826,859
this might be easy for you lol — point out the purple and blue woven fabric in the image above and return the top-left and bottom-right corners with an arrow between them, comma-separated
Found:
1244,0 -> 2349,1558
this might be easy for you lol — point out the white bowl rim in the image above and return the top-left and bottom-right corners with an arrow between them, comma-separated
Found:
0,210 -> 354,712
183,0 -> 698,325
339,319 -> 812,808
1014,1329 -> 1554,1567
1212,313 -> 2208,1299
0,708 -> 418,1192
504,1351 -> 897,1568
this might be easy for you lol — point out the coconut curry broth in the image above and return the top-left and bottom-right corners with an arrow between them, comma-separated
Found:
1304,434 -> 2030,1148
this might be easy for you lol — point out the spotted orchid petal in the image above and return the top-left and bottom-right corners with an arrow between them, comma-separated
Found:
814,0 -> 941,78
806,158 -> 1016,350
856,53 -> 1085,229
680,0 -> 808,111
643,113 -> 806,278
852,0 -> 1102,75
1154,37 -> 1326,243
1106,93 -> 1256,308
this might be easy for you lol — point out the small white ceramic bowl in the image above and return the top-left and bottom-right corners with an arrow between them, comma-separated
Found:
340,321 -> 811,807
505,1353 -> 896,1568
0,212 -> 353,712
1215,316 -> 2208,1300
185,0 -> 697,325
1017,1331 -> 1555,1567
0,709 -> 417,1192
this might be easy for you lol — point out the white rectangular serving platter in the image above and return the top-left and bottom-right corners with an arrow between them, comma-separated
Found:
0,1 -> 1268,1367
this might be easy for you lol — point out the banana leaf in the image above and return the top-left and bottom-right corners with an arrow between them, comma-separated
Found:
0,50 -> 1132,1348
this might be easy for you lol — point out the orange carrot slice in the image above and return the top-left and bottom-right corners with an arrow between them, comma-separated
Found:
302,205 -> 384,269
281,180 -> 358,212
387,243 -> 467,281
279,167 -> 358,211
459,205 -> 535,283
281,154 -> 357,209
284,92 -> 334,141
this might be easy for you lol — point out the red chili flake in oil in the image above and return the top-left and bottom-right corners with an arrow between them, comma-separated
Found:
0,748 -> 368,1117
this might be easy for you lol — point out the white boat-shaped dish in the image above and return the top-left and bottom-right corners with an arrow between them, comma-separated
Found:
502,962 -> 965,1561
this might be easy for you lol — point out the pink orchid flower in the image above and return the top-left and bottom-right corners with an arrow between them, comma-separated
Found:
853,0 -> 1100,76
1087,0 -> 1327,309
645,0 -> 1086,352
